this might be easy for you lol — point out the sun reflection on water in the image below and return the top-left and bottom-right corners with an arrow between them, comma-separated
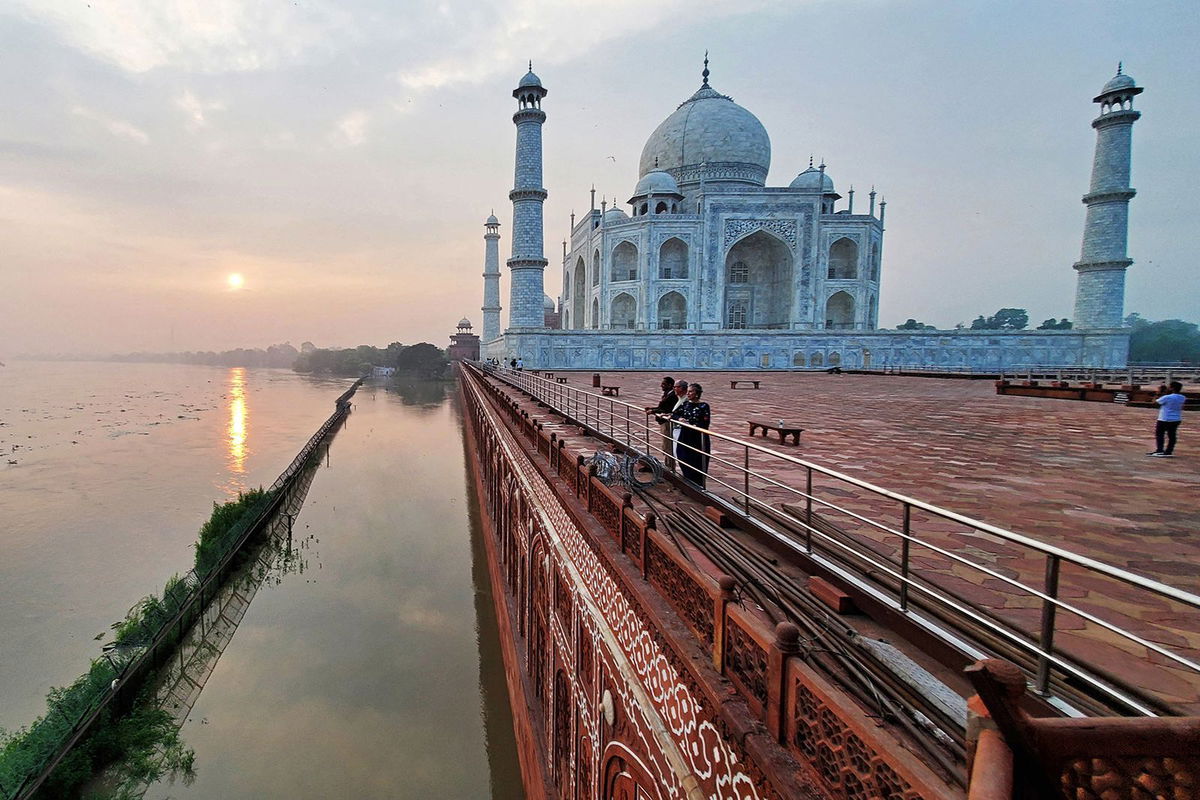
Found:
227,368 -> 248,481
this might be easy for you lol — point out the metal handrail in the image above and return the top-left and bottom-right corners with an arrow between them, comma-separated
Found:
473,362 -> 1200,716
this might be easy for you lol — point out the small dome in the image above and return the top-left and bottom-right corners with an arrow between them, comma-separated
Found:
518,70 -> 542,88
789,166 -> 835,193
604,207 -> 629,223
632,170 -> 681,197
543,294 -> 555,311
457,317 -> 472,329
486,213 -> 499,225
1101,71 -> 1136,94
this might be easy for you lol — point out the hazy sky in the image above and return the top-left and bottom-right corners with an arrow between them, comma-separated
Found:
2,0 -> 1197,355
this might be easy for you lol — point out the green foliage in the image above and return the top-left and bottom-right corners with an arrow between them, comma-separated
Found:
292,342 -> 448,377
1126,314 -> 1200,363
193,489 -> 270,578
1036,318 -> 1073,330
896,318 -> 936,330
970,308 -> 1029,330
0,663 -> 193,799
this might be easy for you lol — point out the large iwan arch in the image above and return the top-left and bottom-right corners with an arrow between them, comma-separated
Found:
723,231 -> 792,329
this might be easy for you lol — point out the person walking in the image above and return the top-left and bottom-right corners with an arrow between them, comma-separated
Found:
667,383 -> 710,488
644,376 -> 677,468
1148,381 -> 1186,457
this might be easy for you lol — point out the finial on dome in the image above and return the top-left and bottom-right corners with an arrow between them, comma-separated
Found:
529,60 -> 533,71
702,51 -> 710,87
1117,61 -> 1123,76
808,155 -> 814,168
654,156 -> 659,169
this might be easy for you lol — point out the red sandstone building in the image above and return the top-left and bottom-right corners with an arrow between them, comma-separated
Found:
448,318 -> 481,362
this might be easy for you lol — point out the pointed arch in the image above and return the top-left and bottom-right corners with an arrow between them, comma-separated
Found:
826,291 -> 855,329
657,291 -> 686,330
611,292 -> 637,329
572,257 -> 586,329
870,242 -> 880,281
792,352 -> 806,367
723,230 -> 792,329
591,298 -> 599,329
611,241 -> 637,282
828,237 -> 858,279
592,249 -> 600,287
659,237 -> 688,279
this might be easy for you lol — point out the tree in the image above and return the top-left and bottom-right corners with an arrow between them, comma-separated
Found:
394,343 -> 448,377
1036,318 -> 1073,330
970,308 -> 1028,330
896,318 -> 935,330
1127,316 -> 1200,363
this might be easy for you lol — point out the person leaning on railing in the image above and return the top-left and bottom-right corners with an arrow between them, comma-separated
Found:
644,376 -> 677,469
661,383 -> 710,488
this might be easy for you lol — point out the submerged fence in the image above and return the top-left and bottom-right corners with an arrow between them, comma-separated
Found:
473,363 -> 1200,719
2,378 -> 363,800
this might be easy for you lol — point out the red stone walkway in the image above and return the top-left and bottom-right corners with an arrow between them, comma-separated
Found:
527,370 -> 1200,713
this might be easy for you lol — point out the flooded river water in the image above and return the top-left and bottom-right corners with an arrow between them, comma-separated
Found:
0,362 -> 520,798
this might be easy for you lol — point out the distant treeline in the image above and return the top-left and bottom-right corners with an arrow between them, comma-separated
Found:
109,343 -> 303,368
292,343 -> 448,377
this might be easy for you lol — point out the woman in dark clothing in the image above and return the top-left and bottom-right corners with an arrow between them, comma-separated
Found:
669,383 -> 711,488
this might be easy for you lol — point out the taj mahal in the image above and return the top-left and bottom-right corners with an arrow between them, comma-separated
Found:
476,60 -> 1142,371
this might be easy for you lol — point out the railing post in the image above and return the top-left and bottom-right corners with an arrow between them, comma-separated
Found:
767,622 -> 801,742
900,502 -> 912,611
1036,554 -> 1061,694
641,512 -> 654,579
804,467 -> 813,554
713,575 -> 736,672
743,443 -> 751,515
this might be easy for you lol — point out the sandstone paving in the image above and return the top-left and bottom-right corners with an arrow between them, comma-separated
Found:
500,370 -> 1200,712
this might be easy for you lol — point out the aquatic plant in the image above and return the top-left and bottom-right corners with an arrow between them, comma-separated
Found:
192,488 -> 271,578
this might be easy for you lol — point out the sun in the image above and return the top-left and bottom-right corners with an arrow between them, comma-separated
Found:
227,273 -> 244,290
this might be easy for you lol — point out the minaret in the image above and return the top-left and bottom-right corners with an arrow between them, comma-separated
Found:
507,63 -> 549,329
1073,65 -> 1143,329
481,213 -> 502,342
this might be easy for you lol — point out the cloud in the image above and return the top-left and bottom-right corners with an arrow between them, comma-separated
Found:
176,89 -> 224,128
331,111 -> 370,147
394,0 -> 765,92
71,106 -> 149,144
11,0 -> 359,73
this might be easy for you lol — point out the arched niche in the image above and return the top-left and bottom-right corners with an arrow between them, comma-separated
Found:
592,249 -> 600,287
612,241 -> 637,282
868,295 -> 878,329
573,257 -> 586,329
659,238 -> 688,279
611,292 -> 636,329
811,352 -> 824,367
870,242 -> 880,281
591,298 -> 599,329
828,237 -> 858,279
723,230 -> 793,329
826,291 -> 855,329
792,351 -> 806,367
657,291 -> 686,330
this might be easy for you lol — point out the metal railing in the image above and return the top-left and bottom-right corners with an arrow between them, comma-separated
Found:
474,363 -> 1200,717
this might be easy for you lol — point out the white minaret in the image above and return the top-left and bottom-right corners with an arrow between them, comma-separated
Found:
507,63 -> 548,329
1073,64 -> 1143,329
481,213 -> 502,342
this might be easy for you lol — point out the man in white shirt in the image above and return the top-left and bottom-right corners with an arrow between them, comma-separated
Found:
1149,381 -> 1186,457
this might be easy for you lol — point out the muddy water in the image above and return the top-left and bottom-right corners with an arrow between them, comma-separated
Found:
0,363 -> 520,798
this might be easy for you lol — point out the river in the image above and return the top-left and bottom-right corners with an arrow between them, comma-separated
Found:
0,362 -> 520,798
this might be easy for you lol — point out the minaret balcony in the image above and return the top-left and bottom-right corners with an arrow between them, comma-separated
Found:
1081,189 -> 1136,205
509,188 -> 548,202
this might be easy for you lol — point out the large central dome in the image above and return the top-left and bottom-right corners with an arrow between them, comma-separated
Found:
638,81 -> 771,187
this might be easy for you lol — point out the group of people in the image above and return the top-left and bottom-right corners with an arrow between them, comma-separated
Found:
645,376 -> 711,488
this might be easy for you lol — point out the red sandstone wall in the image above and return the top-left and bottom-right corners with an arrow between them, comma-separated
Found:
458,365 -> 960,800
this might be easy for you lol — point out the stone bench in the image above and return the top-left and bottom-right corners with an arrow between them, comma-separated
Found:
747,420 -> 803,445
601,385 -> 620,397
730,380 -> 761,390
